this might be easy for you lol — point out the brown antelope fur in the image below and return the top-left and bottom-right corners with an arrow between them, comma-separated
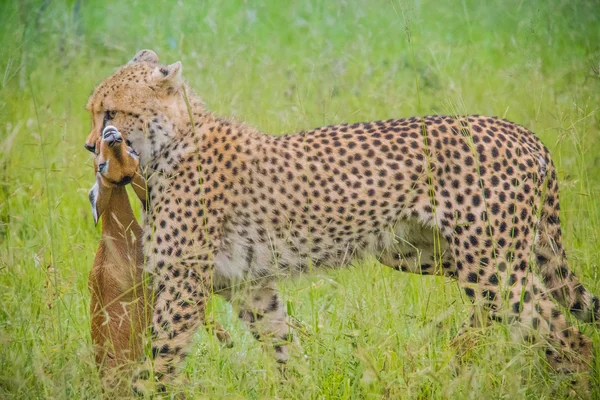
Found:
88,125 -> 150,389
88,126 -> 230,391
84,50 -> 599,395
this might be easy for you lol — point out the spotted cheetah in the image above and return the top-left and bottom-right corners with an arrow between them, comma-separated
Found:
85,50 -> 599,393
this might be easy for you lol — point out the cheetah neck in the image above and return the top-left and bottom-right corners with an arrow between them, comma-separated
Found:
141,89 -> 248,190
145,87 -> 262,170
138,89 -> 210,168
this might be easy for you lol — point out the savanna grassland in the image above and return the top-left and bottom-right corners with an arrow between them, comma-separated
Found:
1,0 -> 599,398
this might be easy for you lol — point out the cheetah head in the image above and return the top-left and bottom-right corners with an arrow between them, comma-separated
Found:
85,50 -> 188,166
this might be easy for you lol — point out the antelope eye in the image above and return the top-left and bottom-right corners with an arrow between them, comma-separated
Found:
98,161 -> 107,173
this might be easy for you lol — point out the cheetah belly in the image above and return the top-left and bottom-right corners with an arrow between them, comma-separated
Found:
212,217 -> 448,285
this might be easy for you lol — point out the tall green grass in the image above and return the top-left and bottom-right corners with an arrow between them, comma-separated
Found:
1,0 -> 599,398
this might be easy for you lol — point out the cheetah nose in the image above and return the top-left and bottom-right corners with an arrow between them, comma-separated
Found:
102,125 -> 122,146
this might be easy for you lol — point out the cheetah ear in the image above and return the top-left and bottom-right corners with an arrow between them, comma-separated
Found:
152,61 -> 183,92
129,49 -> 159,65
88,174 -> 111,226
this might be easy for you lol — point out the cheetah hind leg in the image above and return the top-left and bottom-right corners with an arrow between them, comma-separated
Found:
446,224 -> 592,377
535,201 -> 600,326
376,236 -> 489,369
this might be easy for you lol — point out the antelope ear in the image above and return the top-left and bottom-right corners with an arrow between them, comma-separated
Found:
152,61 -> 183,91
88,175 -> 111,226
129,49 -> 159,65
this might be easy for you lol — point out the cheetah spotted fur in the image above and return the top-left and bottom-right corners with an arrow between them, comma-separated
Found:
84,50 -> 599,394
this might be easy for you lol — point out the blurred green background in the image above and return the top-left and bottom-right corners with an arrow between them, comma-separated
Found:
1,0 -> 599,398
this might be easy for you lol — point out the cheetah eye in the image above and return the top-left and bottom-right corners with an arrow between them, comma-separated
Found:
104,110 -> 117,120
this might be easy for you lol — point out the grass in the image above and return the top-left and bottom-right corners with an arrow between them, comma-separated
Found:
1,0 -> 599,398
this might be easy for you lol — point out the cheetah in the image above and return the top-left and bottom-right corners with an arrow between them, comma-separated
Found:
84,50 -> 599,393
